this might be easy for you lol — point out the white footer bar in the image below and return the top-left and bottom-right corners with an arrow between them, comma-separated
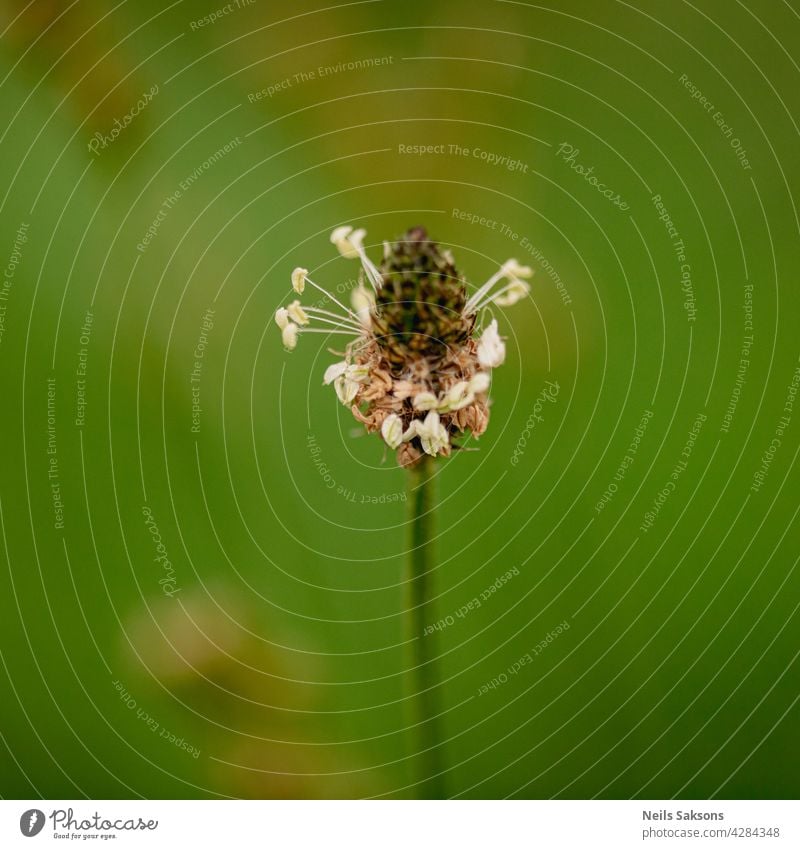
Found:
3,800 -> 796,848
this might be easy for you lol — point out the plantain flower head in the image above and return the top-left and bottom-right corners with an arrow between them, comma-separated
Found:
276,225 -> 529,466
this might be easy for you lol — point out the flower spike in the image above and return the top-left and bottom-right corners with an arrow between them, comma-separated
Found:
279,226 -> 519,466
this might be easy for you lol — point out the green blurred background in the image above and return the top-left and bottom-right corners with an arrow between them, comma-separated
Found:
1,0 -> 799,799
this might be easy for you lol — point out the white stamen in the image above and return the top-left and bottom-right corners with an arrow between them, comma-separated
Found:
402,420 -> 419,442
323,361 -> 349,385
332,364 -> 370,405
348,364 -> 370,382
477,319 -> 506,368
464,258 -> 534,315
464,269 -> 505,315
334,375 -> 360,404
351,285 -> 374,327
330,225 -> 383,291
413,392 -> 439,411
304,306 -> 361,327
275,307 -> 289,330
330,226 -> 365,259
287,300 -> 310,326
354,243 -> 384,291
298,328 -> 360,336
441,381 -> 473,412
474,278 -> 530,311
415,410 -> 449,456
494,278 -> 530,307
502,259 -> 533,279
291,267 -> 308,294
301,313 -> 361,332
325,362 -> 370,404
304,275 -> 360,322
381,414 -> 404,449
469,372 -> 491,394
282,323 -> 298,350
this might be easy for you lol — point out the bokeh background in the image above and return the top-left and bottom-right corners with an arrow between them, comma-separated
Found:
1,0 -> 799,800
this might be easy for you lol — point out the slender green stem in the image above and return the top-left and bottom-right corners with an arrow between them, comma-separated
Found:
407,454 -> 445,798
